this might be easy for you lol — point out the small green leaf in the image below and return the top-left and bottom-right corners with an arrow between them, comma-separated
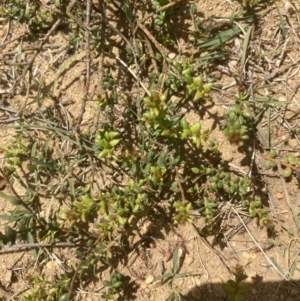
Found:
109,139 -> 120,147
103,280 -> 111,287
207,202 -> 217,208
283,168 -> 292,178
58,293 -> 69,301
291,206 -> 300,234
191,167 -> 200,174
193,90 -> 203,102
99,149 -> 109,158
0,192 -> 21,205
222,282 -> 235,295
165,292 -> 176,301
153,273 -> 173,282
117,215 -> 125,226
112,281 -> 123,289
190,122 -> 201,135
157,153 -> 166,168
172,246 -> 179,274
270,257 -> 284,276
108,131 -> 119,139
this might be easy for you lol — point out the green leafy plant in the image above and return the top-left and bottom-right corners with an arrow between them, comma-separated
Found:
152,0 -> 174,46
0,1 -> 289,300
22,273 -> 71,301
264,152 -> 300,179
222,265 -> 250,301
150,246 -> 193,300
223,94 -> 253,146
102,272 -> 125,300
95,126 -> 121,162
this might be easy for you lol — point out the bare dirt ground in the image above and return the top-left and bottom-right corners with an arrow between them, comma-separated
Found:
0,0 -> 300,300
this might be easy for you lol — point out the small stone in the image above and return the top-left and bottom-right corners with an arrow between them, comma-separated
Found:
278,96 -> 286,102
276,192 -> 284,199
252,288 -> 258,294
194,276 -> 202,287
145,275 -> 154,284
178,247 -> 184,259
189,36 -> 195,43
168,52 -> 176,59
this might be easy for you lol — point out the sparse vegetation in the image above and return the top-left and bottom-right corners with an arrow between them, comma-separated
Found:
0,0 -> 300,300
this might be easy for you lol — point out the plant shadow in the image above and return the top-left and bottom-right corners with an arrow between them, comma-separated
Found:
184,279 -> 300,301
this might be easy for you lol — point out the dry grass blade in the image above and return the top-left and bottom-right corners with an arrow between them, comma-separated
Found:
231,207 -> 285,278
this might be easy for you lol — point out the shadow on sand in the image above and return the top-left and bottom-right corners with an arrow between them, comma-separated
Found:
183,279 -> 300,301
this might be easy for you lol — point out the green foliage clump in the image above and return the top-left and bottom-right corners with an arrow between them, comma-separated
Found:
0,1 -> 284,300
22,273 -> 71,301
102,272 -> 125,300
222,265 -> 250,301
152,0 -> 174,46
223,94 -> 253,146
265,151 -> 300,179
95,126 -> 121,162
0,0 -> 58,32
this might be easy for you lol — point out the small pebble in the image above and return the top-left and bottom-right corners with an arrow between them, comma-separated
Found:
278,96 -> 286,102
145,275 -> 154,284
178,247 -> 184,259
168,52 -> 176,60
194,276 -> 202,287
276,192 -> 284,199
